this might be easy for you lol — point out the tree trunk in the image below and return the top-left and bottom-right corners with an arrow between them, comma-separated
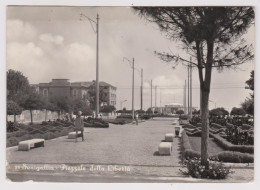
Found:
200,40 -> 214,166
30,109 -> 33,124
14,114 -> 17,123
45,109 -> 47,122
200,89 -> 210,166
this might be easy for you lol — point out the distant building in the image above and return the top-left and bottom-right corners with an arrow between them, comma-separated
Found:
100,81 -> 117,106
152,103 -> 197,114
38,79 -> 116,106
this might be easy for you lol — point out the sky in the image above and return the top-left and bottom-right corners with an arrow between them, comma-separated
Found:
6,6 -> 255,111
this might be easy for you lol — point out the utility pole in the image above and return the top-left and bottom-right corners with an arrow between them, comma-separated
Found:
95,14 -> 100,117
187,65 -> 190,117
151,80 -> 153,110
155,86 -> 157,108
80,13 -> 100,117
132,58 -> 135,120
184,80 -> 187,114
190,58 -> 192,118
141,68 -> 143,111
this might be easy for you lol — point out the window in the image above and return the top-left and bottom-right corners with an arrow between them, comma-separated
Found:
73,89 -> 77,97
43,89 -> 48,97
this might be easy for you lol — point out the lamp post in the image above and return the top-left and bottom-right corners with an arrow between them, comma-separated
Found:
123,57 -> 135,120
80,13 -> 100,117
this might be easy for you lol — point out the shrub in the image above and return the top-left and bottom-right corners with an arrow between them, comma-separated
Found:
17,134 -> 34,141
7,137 -> 19,147
43,132 -> 56,140
181,157 -> 234,179
33,133 -> 44,139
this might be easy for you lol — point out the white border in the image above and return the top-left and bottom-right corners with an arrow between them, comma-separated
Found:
1,0 -> 259,190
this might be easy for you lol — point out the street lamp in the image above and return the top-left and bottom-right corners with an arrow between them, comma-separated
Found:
80,13 -> 100,118
120,100 -> 127,110
123,57 -> 135,120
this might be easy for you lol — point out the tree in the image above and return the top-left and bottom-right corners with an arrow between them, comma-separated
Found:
134,7 -> 254,165
209,107 -> 229,116
50,96 -> 73,119
7,100 -> 22,123
72,99 -> 92,118
23,93 -> 44,124
241,97 -> 254,115
88,82 -> 107,111
42,99 -> 57,121
100,105 -> 116,113
230,107 -> 246,116
7,69 -> 31,101
241,70 -> 254,114
176,110 -> 184,115
146,108 -> 153,114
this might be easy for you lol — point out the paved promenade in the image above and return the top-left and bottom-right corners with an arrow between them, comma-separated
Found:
6,118 -> 254,182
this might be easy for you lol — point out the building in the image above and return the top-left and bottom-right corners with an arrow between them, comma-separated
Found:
152,103 -> 197,114
38,79 -> 116,106
100,81 -> 117,106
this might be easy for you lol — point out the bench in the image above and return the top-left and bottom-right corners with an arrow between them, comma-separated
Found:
165,133 -> 174,142
158,142 -> 172,155
18,139 -> 45,151
68,131 -> 89,139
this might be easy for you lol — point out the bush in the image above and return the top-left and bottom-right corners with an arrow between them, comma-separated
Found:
33,133 -> 44,139
43,132 -> 56,140
17,134 -> 34,142
7,137 -> 19,147
181,157 -> 234,179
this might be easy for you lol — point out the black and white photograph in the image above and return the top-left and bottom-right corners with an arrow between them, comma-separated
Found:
3,1 -> 257,185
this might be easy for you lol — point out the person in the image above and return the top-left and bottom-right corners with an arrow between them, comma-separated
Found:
135,113 -> 139,125
74,111 -> 84,142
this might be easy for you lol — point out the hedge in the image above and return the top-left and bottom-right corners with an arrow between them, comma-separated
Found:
181,130 -> 201,159
183,123 -> 197,129
211,123 -> 226,130
210,151 -> 254,163
210,133 -> 254,154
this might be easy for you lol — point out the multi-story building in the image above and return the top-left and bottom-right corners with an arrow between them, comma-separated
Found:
38,79 -> 117,107
100,81 -> 117,106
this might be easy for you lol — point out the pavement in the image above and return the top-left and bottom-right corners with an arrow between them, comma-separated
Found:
6,118 -> 254,183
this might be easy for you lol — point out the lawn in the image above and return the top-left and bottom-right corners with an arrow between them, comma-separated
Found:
188,136 -> 225,155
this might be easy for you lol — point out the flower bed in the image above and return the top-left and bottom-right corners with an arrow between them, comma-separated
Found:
181,157 -> 233,179
181,130 -> 254,163
6,122 -> 75,147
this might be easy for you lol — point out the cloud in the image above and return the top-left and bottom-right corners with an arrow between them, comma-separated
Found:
39,33 -> 64,45
6,19 -> 38,42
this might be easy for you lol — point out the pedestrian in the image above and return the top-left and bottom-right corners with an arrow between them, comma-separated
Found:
74,111 -> 84,142
135,112 -> 139,125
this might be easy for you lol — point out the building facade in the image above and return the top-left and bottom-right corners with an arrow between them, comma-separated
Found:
38,79 -> 116,107
100,81 -> 117,106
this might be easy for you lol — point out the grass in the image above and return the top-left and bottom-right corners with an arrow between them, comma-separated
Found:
188,136 -> 225,156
